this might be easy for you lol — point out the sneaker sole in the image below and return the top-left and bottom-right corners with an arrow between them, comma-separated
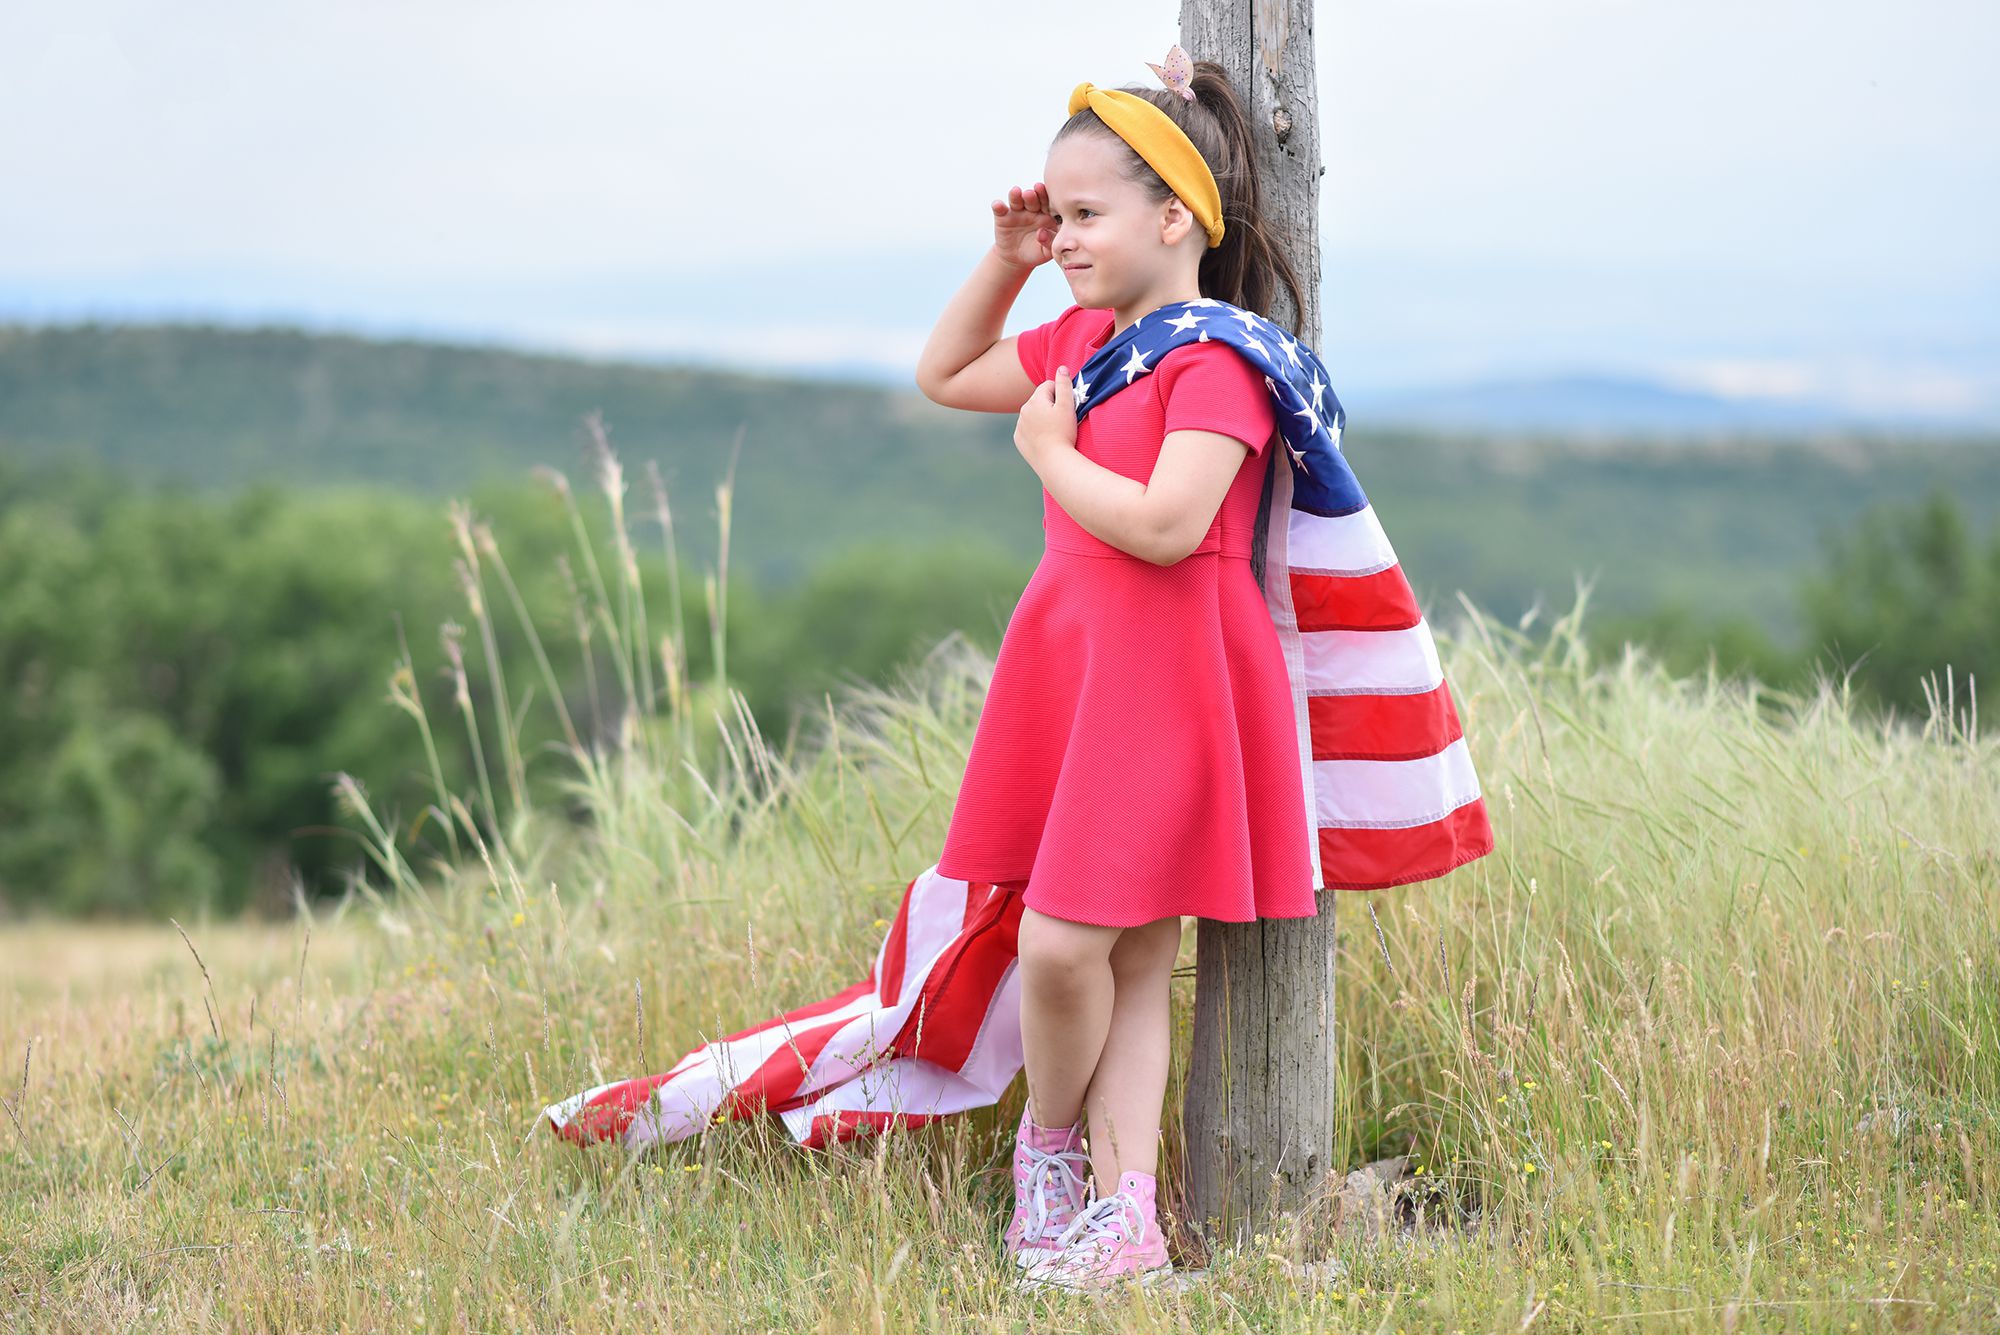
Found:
1014,1259 -> 1175,1295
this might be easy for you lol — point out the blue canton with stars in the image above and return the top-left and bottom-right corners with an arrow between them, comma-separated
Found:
1068,298 -> 1363,519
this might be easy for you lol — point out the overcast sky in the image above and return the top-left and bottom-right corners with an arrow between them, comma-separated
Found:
2,0 -> 1994,418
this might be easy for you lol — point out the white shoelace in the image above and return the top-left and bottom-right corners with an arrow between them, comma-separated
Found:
1051,1188 -> 1148,1254
1020,1142 -> 1092,1241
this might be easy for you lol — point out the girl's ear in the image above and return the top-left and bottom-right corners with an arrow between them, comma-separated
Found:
1159,195 -> 1197,246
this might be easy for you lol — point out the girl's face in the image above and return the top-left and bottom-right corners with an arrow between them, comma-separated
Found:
1043,131 -> 1204,313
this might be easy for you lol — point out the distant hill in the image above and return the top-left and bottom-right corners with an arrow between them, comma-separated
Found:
1369,372 -> 1993,435
4,321 -> 1999,641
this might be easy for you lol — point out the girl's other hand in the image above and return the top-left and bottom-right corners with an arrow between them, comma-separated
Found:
1014,363 -> 1079,472
991,183 -> 1056,271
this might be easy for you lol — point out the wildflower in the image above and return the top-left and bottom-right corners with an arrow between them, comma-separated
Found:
1522,1161 -> 1537,1175
683,1163 -> 701,1173
872,918 -> 888,928
1599,1139 -> 1613,1149
1522,1081 -> 1537,1091
1413,1164 -> 1427,1175
511,912 -> 525,927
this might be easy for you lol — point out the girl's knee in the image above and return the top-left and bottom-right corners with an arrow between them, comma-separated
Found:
1018,907 -> 1117,981
1108,914 -> 1184,980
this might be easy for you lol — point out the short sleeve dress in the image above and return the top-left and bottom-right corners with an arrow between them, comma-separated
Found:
933,303 -> 1319,928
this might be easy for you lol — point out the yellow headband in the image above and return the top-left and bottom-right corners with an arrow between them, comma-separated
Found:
1067,81 -> 1224,249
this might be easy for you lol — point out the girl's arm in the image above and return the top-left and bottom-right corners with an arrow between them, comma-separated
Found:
913,247 -> 1040,412
1035,428 -> 1253,566
915,183 -> 1056,412
1016,374 -> 1254,565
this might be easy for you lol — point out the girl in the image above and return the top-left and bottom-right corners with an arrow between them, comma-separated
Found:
915,53 -> 1341,1293
542,49 -> 1490,1295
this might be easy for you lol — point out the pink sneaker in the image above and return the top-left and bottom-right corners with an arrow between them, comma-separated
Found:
1001,1106 -> 1091,1267
1016,1171 -> 1174,1294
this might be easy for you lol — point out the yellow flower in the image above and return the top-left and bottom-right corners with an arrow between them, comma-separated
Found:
1522,1161 -> 1538,1174
683,1163 -> 701,1173
872,918 -> 888,928
511,912 -> 525,927
1522,1081 -> 1537,1091
1599,1139 -> 1613,1149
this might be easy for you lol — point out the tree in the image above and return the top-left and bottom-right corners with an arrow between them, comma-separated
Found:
1178,0 -> 1336,1248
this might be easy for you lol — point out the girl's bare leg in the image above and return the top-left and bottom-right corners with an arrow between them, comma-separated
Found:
1079,914 -> 1183,1188
1016,905 -> 1122,1129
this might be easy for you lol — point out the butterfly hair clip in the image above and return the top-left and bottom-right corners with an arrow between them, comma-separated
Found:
1144,43 -> 1195,101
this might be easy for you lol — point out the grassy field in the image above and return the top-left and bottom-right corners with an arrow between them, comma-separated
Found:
4,475 -> 1999,1331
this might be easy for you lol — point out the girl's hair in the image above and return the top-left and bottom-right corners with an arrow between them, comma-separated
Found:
1055,60 -> 1309,336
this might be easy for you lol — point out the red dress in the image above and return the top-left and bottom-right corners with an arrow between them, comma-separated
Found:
935,304 -> 1318,928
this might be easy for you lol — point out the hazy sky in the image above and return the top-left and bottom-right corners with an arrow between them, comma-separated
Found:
2,0 -> 1994,417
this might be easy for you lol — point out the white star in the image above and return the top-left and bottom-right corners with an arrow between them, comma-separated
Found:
1243,336 -> 1269,361
1292,401 -> 1320,435
1165,309 -> 1205,334
1230,308 -> 1264,334
1072,374 -> 1091,401
1198,329 -> 1210,342
1120,344 -> 1152,384
1278,334 -> 1302,371
1306,372 -> 1325,411
1189,296 -> 1225,308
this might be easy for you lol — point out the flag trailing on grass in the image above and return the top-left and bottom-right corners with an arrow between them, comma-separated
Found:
543,869 -> 1027,1150
543,299 -> 1492,1151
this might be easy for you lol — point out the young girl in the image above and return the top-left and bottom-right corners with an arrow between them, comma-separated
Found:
916,53 -> 1375,1292
543,49 -> 1490,1294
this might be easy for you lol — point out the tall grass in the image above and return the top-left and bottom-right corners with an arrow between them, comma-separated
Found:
2,428 -> 1996,1331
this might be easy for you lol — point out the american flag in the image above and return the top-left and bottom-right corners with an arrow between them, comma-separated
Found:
543,299 -> 1493,1151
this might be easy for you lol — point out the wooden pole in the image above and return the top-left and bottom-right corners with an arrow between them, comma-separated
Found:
1177,0 -> 1334,1254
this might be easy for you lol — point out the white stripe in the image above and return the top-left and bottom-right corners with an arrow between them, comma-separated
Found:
778,1055 -> 1004,1142
1299,620 -> 1443,695
1259,451 -> 1323,888
1286,503 -> 1397,575
1312,736 -> 1484,828
880,872 -> 969,986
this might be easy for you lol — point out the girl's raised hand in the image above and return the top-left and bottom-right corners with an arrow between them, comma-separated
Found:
991,183 -> 1056,270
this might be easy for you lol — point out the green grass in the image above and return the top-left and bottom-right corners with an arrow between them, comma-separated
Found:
2,439 -> 1997,1332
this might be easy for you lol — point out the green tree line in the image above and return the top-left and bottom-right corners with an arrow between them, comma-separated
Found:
0,455 -> 1026,916
0,454 -> 1992,918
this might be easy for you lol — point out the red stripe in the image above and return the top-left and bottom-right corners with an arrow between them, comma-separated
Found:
896,882 -> 1025,1068
1308,681 -> 1464,761
1290,565 -> 1421,632
876,885 -> 915,1007
1316,799 -> 1495,889
723,1011 -> 858,1117
799,1110 -> 943,1149
551,1072 -> 676,1145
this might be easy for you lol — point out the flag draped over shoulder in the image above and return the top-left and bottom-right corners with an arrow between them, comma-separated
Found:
542,300 -> 1492,1154
1072,297 -> 1493,890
